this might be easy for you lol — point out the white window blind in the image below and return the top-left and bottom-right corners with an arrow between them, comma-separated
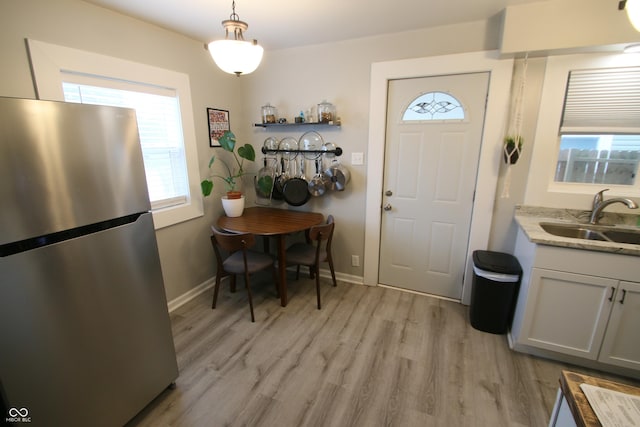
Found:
561,67 -> 640,134
62,75 -> 189,210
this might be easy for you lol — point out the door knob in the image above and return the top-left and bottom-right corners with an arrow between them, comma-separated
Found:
383,203 -> 392,211
385,190 -> 393,196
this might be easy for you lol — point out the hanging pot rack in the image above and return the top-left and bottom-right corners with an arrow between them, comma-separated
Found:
261,147 -> 343,156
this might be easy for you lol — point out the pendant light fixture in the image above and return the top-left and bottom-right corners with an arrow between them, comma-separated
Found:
619,0 -> 640,32
207,1 -> 264,76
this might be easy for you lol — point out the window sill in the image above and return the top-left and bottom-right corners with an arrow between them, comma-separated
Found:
152,200 -> 203,229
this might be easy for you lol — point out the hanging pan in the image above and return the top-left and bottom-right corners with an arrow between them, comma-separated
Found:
273,137 -> 297,202
271,156 -> 286,201
308,157 -> 327,197
323,158 -> 351,191
283,156 -> 311,206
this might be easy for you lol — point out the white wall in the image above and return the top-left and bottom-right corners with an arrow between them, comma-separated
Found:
0,0 -> 240,301
1,0 -> 507,302
241,20 -> 503,278
492,0 -> 640,251
2,0 -> 634,304
489,57 -> 547,253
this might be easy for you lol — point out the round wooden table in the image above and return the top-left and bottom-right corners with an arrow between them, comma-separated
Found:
217,207 -> 324,306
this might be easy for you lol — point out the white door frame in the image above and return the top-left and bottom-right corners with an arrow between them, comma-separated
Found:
363,50 -> 514,305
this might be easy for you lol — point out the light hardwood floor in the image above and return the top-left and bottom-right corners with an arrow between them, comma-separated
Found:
128,273 -> 639,427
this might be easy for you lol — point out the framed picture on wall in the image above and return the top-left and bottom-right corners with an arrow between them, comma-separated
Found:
207,108 -> 230,147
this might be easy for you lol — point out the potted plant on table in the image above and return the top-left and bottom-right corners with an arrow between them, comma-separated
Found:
201,130 -> 256,217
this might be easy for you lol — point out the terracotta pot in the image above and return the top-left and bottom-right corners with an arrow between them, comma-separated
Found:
226,191 -> 243,200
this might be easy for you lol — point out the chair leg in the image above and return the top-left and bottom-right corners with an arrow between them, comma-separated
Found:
230,275 -> 237,293
327,255 -> 337,287
212,274 -> 222,309
308,265 -> 315,279
271,266 -> 280,298
295,265 -> 300,280
315,265 -> 321,310
244,271 -> 255,322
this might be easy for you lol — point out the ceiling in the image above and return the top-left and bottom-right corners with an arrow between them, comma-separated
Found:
82,0 -> 552,51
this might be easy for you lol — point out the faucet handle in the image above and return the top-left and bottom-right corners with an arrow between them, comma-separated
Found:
594,188 -> 609,203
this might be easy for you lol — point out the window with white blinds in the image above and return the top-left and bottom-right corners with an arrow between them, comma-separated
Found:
560,67 -> 640,134
61,75 -> 188,210
26,39 -> 203,230
555,66 -> 640,186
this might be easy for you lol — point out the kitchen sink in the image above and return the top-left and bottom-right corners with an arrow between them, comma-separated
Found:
540,223 -> 608,241
539,222 -> 640,245
602,229 -> 640,245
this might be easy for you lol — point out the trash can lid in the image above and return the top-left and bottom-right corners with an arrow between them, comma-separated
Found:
472,250 -> 522,275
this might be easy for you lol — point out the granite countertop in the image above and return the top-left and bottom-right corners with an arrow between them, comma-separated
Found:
515,205 -> 640,257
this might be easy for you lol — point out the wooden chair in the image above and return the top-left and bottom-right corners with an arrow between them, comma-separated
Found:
210,226 -> 279,322
285,215 -> 337,309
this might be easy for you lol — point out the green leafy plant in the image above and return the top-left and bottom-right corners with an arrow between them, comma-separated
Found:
504,135 -> 523,151
201,131 -> 256,197
503,135 -> 523,164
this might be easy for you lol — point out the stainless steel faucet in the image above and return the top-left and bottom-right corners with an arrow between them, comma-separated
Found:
589,188 -> 638,224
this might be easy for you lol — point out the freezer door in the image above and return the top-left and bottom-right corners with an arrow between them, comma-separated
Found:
0,213 -> 178,427
0,98 -> 150,245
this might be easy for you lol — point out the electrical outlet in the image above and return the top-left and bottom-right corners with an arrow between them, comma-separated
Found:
351,255 -> 360,267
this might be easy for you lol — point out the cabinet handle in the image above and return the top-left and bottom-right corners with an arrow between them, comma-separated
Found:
608,286 -> 616,302
619,289 -> 627,304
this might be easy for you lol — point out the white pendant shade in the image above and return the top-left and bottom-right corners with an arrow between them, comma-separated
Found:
208,39 -> 263,76
628,0 -> 640,31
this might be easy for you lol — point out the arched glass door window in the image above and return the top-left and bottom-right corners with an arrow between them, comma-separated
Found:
402,91 -> 465,122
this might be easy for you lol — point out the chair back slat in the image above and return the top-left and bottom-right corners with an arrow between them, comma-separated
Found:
211,226 -> 255,252
309,218 -> 335,266
308,222 -> 334,242
210,225 -> 277,322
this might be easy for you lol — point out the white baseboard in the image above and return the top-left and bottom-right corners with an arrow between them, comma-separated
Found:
317,267 -> 365,285
166,268 -> 365,313
167,278 -> 215,313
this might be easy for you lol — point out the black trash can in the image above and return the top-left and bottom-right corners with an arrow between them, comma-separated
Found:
469,250 -> 522,334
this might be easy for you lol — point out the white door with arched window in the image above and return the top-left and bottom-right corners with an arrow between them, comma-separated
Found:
379,72 -> 490,299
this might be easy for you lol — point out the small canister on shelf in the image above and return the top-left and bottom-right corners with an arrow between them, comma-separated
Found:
317,100 -> 336,124
261,103 -> 277,124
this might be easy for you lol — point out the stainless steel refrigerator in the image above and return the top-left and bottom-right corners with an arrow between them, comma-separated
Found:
0,97 -> 179,426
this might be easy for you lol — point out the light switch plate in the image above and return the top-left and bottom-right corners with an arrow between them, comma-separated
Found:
351,152 -> 364,165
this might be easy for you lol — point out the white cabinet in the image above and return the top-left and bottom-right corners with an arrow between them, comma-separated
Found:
519,268 -> 616,360
511,229 -> 640,375
599,281 -> 640,370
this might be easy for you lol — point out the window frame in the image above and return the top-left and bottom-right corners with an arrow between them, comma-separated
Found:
26,39 -> 203,229
525,52 -> 640,208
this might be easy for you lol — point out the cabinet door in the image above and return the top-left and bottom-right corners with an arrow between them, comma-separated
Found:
519,268 -> 616,359
599,281 -> 640,370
